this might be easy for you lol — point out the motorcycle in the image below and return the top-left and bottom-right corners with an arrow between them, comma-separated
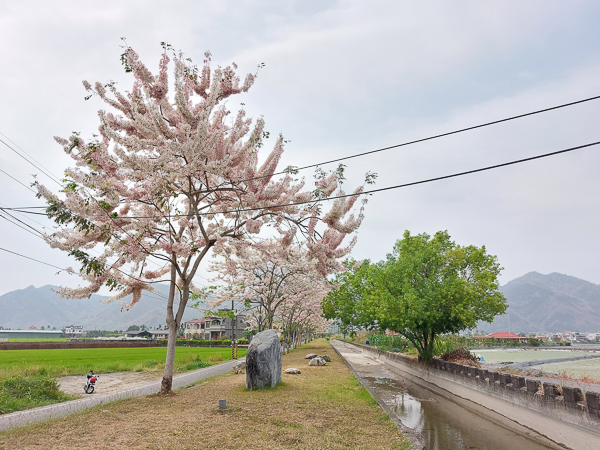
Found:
84,373 -> 98,394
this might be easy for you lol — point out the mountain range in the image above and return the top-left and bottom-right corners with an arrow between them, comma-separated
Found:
2,271 -> 599,333
0,284 -> 205,330
481,271 -> 600,334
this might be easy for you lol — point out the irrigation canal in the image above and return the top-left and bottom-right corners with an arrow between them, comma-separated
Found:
330,340 -> 564,450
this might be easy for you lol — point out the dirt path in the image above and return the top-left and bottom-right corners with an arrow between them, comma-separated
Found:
57,371 -> 163,397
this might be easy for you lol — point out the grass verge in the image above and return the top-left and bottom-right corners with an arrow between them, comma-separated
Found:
0,375 -> 75,415
0,339 -> 411,449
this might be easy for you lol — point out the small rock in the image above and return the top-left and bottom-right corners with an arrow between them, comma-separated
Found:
305,353 -> 318,359
285,368 -> 302,374
318,355 -> 331,362
308,357 -> 327,366
233,361 -> 246,374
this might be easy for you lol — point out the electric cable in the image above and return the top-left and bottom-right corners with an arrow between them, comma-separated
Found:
7,139 -> 594,219
0,136 -> 63,186
231,94 -> 600,184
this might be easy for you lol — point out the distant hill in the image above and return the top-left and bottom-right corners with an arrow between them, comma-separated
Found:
481,272 -> 600,334
0,284 -> 206,330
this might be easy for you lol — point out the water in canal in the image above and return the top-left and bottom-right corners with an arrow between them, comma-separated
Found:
335,343 -> 561,450
363,375 -> 560,450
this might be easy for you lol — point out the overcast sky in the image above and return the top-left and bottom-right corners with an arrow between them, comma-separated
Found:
1,0 -> 600,297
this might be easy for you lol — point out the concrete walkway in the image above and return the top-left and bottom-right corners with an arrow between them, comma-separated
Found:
0,357 -> 244,432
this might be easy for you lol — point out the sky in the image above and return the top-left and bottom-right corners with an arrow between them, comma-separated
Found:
1,0 -> 600,296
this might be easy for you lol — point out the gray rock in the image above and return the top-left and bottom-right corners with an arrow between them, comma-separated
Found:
319,355 -> 331,362
233,361 -> 246,374
305,353 -> 318,359
245,329 -> 282,390
285,368 -> 301,374
308,357 -> 327,366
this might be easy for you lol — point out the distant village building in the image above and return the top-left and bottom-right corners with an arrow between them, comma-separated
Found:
151,330 -> 169,340
0,329 -> 63,340
474,332 -> 528,343
124,330 -> 153,339
184,312 -> 249,340
62,325 -> 86,338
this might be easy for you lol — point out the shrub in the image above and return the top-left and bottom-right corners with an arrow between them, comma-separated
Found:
0,375 -> 72,414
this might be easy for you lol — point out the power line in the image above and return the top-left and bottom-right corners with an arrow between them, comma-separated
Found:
0,247 -> 67,271
8,139 -> 594,219
0,244 -> 201,310
0,209 -> 45,237
0,207 -> 207,308
0,214 -> 44,238
232,93 -> 600,183
0,167 -> 37,193
0,135 -> 63,186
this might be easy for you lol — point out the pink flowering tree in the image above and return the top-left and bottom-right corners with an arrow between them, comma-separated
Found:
37,44 -> 368,394
209,205 -> 363,341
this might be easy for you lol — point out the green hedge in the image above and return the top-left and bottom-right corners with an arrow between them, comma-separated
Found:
157,338 -> 248,346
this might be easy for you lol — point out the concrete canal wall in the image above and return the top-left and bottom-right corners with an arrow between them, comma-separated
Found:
340,341 -> 600,450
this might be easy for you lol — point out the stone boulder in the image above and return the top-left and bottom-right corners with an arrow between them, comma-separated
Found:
245,329 -> 282,390
285,368 -> 302,374
305,353 -> 318,359
319,355 -> 331,362
308,357 -> 327,366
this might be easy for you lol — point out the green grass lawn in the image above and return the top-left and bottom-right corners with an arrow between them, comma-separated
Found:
538,358 -> 600,382
0,347 -> 247,380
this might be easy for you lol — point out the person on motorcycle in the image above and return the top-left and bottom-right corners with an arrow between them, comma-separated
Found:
87,370 -> 94,380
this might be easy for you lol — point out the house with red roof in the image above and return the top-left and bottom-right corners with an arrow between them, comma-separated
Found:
474,332 -> 528,343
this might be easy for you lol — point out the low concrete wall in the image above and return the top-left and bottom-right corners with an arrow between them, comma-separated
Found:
341,341 -> 600,449
0,357 -> 244,432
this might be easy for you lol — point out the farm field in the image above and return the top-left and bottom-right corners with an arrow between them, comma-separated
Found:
0,347 -> 246,379
538,358 -> 600,382
477,349 -> 585,363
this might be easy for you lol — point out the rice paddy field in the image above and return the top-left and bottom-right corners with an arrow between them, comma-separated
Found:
0,346 -> 247,379
537,358 -> 600,382
477,349 -> 585,363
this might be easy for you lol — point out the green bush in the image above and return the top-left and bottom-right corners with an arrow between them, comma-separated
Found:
0,375 -> 72,414
367,333 -> 411,352
158,339 -> 236,346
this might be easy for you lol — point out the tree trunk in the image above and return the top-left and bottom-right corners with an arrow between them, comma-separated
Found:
161,317 -> 178,394
161,264 -> 178,395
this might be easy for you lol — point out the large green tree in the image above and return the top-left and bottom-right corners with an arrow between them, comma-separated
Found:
323,231 -> 507,362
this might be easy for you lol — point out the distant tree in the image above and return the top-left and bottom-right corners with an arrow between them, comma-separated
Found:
324,231 -> 507,362
126,325 -> 140,332
140,324 -> 148,331
41,326 -> 45,330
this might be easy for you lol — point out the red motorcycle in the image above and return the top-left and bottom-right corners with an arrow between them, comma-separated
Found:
84,371 -> 98,394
